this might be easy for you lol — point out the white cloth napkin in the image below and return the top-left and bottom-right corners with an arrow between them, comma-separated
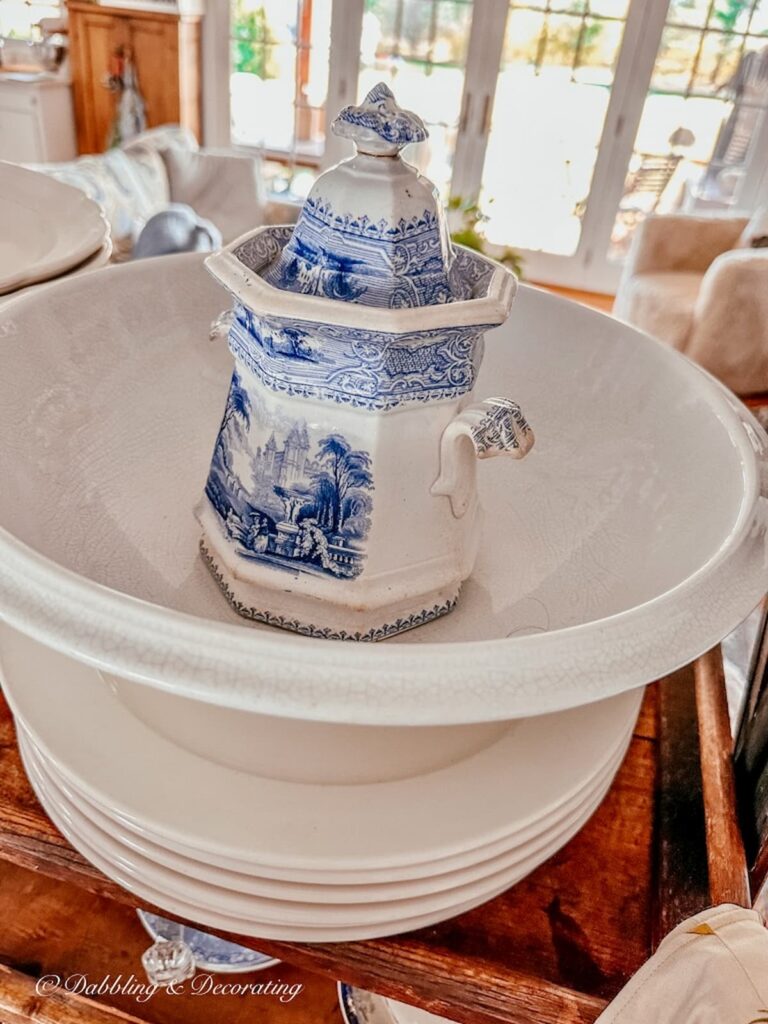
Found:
596,904 -> 768,1024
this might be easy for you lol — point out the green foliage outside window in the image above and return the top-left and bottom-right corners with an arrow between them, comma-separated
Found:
448,197 -> 524,279
232,0 -> 278,79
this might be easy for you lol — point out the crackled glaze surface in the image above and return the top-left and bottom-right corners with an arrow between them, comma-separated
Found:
0,255 -> 766,724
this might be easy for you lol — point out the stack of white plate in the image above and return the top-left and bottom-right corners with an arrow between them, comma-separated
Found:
0,162 -> 110,300
1,626 -> 641,942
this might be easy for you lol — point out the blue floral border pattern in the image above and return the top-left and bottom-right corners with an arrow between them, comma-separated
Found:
470,398 -> 533,456
201,542 -> 458,641
232,226 -> 292,272
227,304 -> 488,411
337,984 -> 362,1024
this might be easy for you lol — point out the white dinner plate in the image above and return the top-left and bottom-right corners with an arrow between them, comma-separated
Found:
0,162 -> 108,294
20,726 -> 629,925
20,732 -> 623,941
0,626 -> 642,876
21,720 -> 632,902
0,255 -> 765,724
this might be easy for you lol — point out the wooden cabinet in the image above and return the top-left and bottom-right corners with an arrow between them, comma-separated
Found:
66,1 -> 201,154
0,75 -> 77,163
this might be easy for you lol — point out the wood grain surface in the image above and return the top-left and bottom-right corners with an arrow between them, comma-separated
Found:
694,648 -> 750,907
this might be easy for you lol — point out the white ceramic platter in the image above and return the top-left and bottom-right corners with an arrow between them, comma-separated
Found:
19,731 -> 622,941
20,723 -> 630,911
0,162 -> 108,294
0,627 -> 641,877
0,254 -> 765,724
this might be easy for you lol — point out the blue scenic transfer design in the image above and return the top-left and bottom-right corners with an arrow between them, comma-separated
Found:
204,371 -> 374,580
261,196 -> 469,309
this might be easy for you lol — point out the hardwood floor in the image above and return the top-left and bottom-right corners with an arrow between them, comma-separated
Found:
532,282 -> 615,313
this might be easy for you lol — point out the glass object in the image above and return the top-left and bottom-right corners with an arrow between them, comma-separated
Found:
229,0 -> 333,159
358,0 -> 475,196
480,0 -> 632,256
610,0 -> 768,260
138,910 -> 280,974
141,934 -> 196,988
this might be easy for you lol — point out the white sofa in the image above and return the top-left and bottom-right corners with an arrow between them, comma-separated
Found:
613,213 -> 768,395
30,125 -> 299,261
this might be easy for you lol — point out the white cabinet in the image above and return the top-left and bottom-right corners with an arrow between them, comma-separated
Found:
0,74 -> 77,163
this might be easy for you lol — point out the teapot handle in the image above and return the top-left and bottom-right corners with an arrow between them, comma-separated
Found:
209,308 -> 234,341
431,397 -> 534,518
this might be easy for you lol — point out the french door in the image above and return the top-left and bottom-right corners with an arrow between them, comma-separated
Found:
208,0 -> 768,292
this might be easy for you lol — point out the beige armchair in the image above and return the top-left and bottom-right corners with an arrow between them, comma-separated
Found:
31,124 -> 300,263
613,214 -> 768,395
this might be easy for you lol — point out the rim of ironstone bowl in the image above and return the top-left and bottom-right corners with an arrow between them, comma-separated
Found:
0,260 -> 766,726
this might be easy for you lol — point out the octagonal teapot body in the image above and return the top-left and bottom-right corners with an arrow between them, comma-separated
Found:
197,85 -> 533,640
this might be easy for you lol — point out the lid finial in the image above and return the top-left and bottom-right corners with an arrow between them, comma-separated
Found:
332,83 -> 428,157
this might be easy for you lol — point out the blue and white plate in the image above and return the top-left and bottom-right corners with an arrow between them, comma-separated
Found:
338,983 -> 390,1024
137,910 -> 280,974
338,983 -> 455,1024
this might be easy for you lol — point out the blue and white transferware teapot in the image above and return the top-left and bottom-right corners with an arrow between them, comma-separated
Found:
197,84 -> 534,641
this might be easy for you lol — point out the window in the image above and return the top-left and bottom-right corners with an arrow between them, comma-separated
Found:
229,0 -> 333,196
479,0 -> 634,257
357,0 -> 475,194
610,0 -> 768,259
0,0 -> 61,39
211,0 -> 768,290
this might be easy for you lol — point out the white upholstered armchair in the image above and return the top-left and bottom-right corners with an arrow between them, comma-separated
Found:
31,125 -> 300,262
613,214 -> 768,395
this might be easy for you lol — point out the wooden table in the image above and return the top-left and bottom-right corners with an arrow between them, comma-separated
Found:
0,660 -> 743,1024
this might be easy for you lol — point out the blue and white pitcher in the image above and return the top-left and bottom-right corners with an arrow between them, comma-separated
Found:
197,84 -> 534,640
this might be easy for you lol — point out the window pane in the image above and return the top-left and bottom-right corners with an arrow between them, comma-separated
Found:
609,2 -> 768,261
588,0 -> 630,19
230,0 -> 332,160
0,1 -> 61,39
667,0 -> 711,28
359,0 -> 474,195
710,0 -> 759,34
480,2 -> 631,256
651,26 -> 702,92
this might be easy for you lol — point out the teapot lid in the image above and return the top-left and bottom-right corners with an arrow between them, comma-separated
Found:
261,83 -> 470,309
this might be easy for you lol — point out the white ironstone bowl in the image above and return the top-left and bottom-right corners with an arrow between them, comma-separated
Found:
0,253 -> 765,752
